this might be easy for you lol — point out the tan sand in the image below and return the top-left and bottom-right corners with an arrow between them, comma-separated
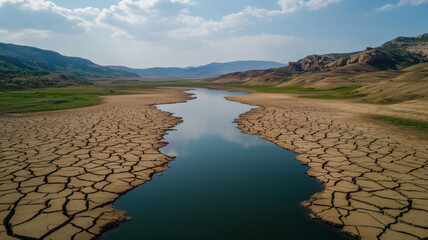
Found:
226,93 -> 428,240
0,88 -> 191,239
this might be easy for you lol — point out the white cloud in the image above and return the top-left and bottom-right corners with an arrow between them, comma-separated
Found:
277,0 -> 305,13
0,0 -> 91,33
166,0 -> 341,39
75,33 -> 308,67
305,0 -> 341,10
168,11 -> 248,38
0,0 -> 342,67
0,0 -> 341,41
376,4 -> 395,11
170,0 -> 196,5
274,0 -> 341,13
203,34 -> 306,62
73,7 -> 101,16
95,0 -> 192,40
0,28 -> 51,40
95,0 -> 342,41
376,0 -> 428,11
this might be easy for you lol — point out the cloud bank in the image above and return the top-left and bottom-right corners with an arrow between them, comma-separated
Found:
376,0 -> 428,11
0,0 -> 345,67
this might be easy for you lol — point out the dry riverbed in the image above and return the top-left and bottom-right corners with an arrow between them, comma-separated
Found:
227,93 -> 428,240
0,88 -> 191,239
1,86 -> 427,240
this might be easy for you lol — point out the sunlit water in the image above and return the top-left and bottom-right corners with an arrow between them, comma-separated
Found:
101,88 -> 348,240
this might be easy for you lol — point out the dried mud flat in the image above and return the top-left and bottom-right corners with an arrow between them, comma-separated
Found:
0,88 -> 191,240
227,93 -> 428,240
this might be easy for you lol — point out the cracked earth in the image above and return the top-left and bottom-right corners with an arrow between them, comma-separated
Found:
0,88 -> 190,240
227,93 -> 428,240
1,86 -> 427,240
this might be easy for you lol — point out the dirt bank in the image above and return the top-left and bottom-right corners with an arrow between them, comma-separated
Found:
227,93 -> 428,240
0,88 -> 191,239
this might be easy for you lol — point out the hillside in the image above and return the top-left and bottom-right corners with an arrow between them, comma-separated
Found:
0,42 -> 138,82
109,61 -> 286,78
357,62 -> 428,103
213,34 -> 428,87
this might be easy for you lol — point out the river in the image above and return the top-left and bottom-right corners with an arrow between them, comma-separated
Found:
101,88 -> 348,240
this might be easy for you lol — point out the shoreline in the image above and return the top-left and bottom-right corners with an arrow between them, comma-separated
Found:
0,87 -> 193,239
226,92 -> 428,240
1,86 -> 427,239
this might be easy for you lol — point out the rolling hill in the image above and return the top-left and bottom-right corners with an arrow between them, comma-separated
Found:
213,34 -> 428,88
109,61 -> 286,78
356,62 -> 428,103
0,42 -> 138,80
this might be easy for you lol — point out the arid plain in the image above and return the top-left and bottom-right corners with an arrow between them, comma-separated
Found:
1,86 -> 427,240
1,34 -> 428,240
0,88 -> 191,239
228,92 -> 428,240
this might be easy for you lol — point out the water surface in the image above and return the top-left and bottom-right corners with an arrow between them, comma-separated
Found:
102,88 -> 348,240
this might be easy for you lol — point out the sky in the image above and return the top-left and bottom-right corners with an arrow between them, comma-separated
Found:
0,0 -> 427,68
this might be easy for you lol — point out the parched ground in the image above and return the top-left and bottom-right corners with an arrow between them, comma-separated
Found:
227,93 -> 428,240
0,88 -> 191,240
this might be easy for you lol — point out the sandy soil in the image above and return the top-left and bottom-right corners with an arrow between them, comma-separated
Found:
0,88 -> 191,240
1,86 -> 427,240
226,93 -> 428,240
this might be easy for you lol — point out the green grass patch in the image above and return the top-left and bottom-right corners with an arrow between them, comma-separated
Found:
0,80 -> 240,114
233,85 -> 361,99
0,86 -> 127,114
0,79 -> 362,114
280,77 -> 292,83
94,80 -> 227,89
299,86 -> 361,99
372,115 -> 428,131
232,85 -> 324,93
300,94 -> 346,99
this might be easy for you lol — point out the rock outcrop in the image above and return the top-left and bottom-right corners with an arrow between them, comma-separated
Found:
288,55 -> 336,72
213,33 -> 428,85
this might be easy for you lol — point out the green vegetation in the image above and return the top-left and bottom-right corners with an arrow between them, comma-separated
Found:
0,55 -> 48,76
233,85 -> 361,99
94,80 -> 217,89
372,115 -> 428,131
0,75 -> 87,89
0,79 -> 247,114
97,81 -> 361,100
0,42 -> 138,80
94,80 -> 247,89
378,35 -> 428,67
233,85 -> 324,93
328,51 -> 360,59
299,86 -> 361,99
280,77 -> 292,83
0,79 -> 246,114
0,78 -> 365,114
0,86 -> 127,114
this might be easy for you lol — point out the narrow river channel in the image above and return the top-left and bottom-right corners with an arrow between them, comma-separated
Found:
101,88 -> 348,240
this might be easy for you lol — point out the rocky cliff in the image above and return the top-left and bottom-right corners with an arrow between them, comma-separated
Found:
213,34 -> 428,86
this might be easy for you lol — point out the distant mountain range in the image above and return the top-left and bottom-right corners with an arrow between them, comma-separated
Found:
108,61 -> 286,78
0,42 -> 138,80
2,33 -> 427,101
0,42 -> 285,89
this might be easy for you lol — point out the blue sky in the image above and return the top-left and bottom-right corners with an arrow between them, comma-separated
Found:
0,0 -> 427,68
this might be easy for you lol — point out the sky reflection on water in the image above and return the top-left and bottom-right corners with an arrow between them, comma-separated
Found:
101,88 -> 349,240
157,89 -> 266,157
